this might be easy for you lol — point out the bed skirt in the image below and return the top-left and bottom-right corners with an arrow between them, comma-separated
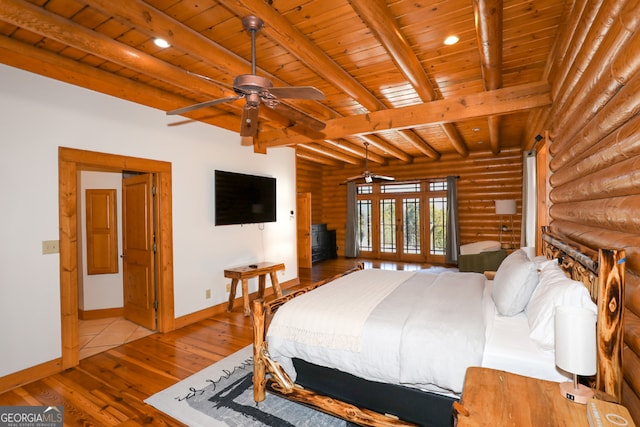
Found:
292,358 -> 457,427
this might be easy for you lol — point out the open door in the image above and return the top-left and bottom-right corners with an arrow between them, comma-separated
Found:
297,192 -> 312,268
122,174 -> 156,330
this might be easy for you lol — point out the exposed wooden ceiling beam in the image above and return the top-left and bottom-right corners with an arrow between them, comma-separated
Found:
259,81 -> 551,148
349,0 -> 467,157
296,144 -> 361,164
321,139 -> 387,165
359,134 -> 412,163
396,130 -> 441,160
296,146 -> 345,166
474,0 -> 504,155
349,0 -> 436,101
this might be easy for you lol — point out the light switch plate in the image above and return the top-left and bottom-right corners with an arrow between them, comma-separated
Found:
42,240 -> 60,254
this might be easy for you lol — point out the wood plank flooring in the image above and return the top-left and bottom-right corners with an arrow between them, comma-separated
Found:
0,257 -> 434,426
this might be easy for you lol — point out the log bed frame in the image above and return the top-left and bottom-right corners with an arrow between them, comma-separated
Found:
251,228 -> 625,426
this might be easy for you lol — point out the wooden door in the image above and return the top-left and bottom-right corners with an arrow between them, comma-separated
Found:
122,174 -> 156,330
297,192 -> 312,268
85,189 -> 119,275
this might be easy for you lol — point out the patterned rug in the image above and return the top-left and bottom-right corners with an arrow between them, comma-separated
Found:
145,346 -> 357,426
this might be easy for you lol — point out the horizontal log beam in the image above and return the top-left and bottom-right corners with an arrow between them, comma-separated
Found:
321,140 -> 387,165
260,81 -> 551,147
296,144 -> 361,165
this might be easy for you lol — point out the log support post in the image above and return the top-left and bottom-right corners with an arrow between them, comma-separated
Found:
252,298 -> 267,402
596,248 -> 625,402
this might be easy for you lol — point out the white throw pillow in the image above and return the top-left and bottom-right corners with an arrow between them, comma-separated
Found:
491,249 -> 539,316
525,261 -> 596,351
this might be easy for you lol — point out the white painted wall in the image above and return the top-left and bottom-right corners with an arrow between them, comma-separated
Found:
0,64 -> 299,377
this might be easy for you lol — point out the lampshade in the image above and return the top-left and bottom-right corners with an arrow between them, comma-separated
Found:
495,199 -> 517,215
555,305 -> 597,404
555,306 -> 597,376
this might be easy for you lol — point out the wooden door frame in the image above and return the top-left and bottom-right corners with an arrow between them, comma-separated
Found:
296,192 -> 312,269
59,147 -> 174,370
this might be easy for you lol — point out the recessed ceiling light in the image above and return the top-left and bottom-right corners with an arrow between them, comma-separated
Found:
444,35 -> 459,46
472,128 -> 480,132
154,38 -> 170,48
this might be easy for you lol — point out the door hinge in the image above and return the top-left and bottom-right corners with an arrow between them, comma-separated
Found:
153,300 -> 158,310
152,185 -> 157,196
153,242 -> 157,253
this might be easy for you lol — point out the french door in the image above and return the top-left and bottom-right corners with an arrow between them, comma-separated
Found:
378,196 -> 423,261
357,181 -> 446,263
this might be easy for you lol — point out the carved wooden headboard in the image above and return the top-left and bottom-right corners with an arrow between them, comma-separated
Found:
541,227 -> 626,402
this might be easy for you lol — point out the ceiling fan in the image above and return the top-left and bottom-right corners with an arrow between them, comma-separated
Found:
167,16 -> 326,138
344,142 -> 395,183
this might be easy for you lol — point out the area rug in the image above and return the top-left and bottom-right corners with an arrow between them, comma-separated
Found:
145,345 -> 357,426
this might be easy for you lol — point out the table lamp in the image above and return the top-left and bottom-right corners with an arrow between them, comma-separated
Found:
554,305 -> 597,404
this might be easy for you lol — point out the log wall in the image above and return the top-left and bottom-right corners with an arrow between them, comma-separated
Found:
297,147 -> 523,257
533,0 -> 640,421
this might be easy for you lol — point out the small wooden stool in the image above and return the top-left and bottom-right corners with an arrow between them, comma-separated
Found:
224,262 -> 285,316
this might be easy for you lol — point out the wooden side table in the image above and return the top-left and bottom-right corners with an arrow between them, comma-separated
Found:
456,367 -> 590,426
224,262 -> 285,316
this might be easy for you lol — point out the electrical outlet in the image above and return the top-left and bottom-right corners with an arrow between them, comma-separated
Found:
226,283 -> 231,292
42,240 -> 60,255
205,289 -> 211,299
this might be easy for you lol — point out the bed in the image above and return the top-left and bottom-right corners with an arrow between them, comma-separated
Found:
250,229 -> 625,426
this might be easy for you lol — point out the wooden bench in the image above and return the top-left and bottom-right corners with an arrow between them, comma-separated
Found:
224,262 -> 285,316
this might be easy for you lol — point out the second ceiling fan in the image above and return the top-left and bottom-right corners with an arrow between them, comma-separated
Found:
167,16 -> 326,138
344,142 -> 395,183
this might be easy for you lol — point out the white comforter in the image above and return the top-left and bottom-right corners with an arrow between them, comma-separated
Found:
266,269 -> 487,395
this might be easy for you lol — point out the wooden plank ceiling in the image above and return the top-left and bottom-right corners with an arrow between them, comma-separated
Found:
0,0 -> 567,166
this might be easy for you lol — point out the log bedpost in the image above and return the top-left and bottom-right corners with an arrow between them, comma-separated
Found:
596,248 -> 625,402
252,298 -> 267,402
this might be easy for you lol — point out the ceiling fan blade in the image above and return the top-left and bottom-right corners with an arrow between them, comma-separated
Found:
269,102 -> 326,132
187,71 -> 233,90
240,104 -> 260,137
268,86 -> 325,101
371,173 -> 395,181
344,174 -> 365,182
167,96 -> 241,115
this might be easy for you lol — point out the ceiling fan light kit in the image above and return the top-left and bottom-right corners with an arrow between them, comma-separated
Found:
344,142 -> 395,184
167,15 -> 326,140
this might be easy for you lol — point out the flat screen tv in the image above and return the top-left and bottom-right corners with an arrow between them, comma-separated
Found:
214,170 -> 277,226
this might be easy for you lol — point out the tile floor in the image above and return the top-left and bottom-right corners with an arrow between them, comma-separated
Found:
79,317 -> 155,359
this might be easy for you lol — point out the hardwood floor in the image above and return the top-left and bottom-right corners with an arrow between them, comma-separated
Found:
0,257 -> 436,426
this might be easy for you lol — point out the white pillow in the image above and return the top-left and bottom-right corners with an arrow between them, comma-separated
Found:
525,261 -> 596,351
491,249 -> 539,316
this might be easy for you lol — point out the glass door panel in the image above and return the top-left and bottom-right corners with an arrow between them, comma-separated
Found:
379,199 -> 396,254
403,198 -> 421,255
